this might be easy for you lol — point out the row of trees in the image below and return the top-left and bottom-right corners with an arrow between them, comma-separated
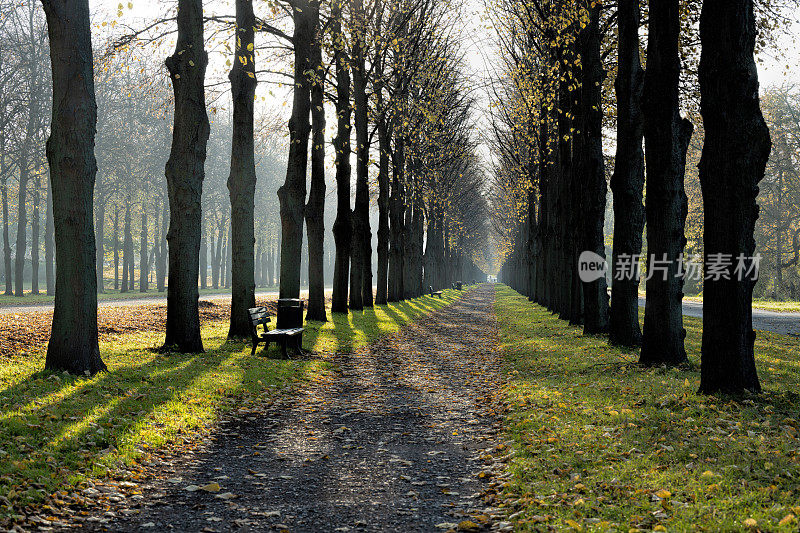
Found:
0,2 -> 291,298
277,0 -> 489,324
493,0 -> 782,395
38,0 -> 490,373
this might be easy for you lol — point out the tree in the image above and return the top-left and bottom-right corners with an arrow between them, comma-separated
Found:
609,0 -> 645,347
305,0 -> 327,322
41,0 -> 105,374
640,0 -> 693,366
698,0 -> 771,394
162,0 -> 210,353
227,0 -> 258,338
278,0 -> 314,300
330,0 -> 353,313
577,2 -> 609,335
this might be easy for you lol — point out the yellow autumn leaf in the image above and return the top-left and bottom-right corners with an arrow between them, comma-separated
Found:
200,482 -> 220,493
565,519 -> 582,531
779,514 -> 795,527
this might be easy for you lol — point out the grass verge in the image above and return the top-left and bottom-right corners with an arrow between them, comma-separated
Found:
0,288 -> 463,524
495,284 -> 800,532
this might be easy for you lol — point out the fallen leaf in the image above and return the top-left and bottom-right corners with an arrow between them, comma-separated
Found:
200,482 -> 221,493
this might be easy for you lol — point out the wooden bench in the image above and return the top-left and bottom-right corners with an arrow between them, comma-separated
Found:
429,286 -> 443,298
248,306 -> 304,359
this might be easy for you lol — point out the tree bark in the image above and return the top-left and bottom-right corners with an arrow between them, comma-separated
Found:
278,0 -> 314,300
95,195 -> 105,293
698,0 -> 770,394
375,104 -> 390,305
45,174 -> 54,295
139,208 -> 148,292
163,0 -> 210,353
156,198 -> 166,292
31,174 -> 40,295
641,0 -> 692,366
41,0 -> 105,374
609,0 -> 645,347
227,0 -> 258,338
113,206 -> 119,291
579,2 -> 609,334
305,1 -> 327,322
121,202 -> 131,292
1,129 -> 10,296
388,133 -> 404,301
351,0 -> 372,308
199,217 -> 207,290
331,6 -> 352,314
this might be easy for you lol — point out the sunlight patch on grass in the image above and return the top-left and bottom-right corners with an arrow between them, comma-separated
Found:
495,284 -> 800,532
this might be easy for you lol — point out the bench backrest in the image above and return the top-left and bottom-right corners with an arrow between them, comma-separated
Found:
248,307 -> 270,336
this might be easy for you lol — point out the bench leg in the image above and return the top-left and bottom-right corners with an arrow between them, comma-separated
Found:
251,340 -> 258,356
281,339 -> 288,360
264,341 -> 270,356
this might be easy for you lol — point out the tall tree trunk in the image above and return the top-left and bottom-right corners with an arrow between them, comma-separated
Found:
212,221 -> 223,288
640,0 -> 693,366
121,203 -> 131,293
266,243 -> 274,287
278,0 -> 313,300
31,174 -> 40,295
579,3 -> 609,334
139,208 -> 148,292
15,162 -> 28,296
375,108 -> 390,305
388,133 -> 404,301
95,196 -> 105,293
609,0 -> 645,347
113,206 -> 119,291
2,169 -> 10,297
45,176 -> 54,296
698,0 -> 770,394
331,12 -> 352,313
15,77 -> 38,297
351,0 -> 372,308
157,199 -> 167,292
42,0 -> 105,374
224,228 -> 232,288
199,217 -> 207,290
1,130 -> 10,296
163,0 -> 210,353
227,0 -> 258,337
305,3 -> 327,322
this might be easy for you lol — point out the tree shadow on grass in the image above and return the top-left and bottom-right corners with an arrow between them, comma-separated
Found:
0,335 -> 315,515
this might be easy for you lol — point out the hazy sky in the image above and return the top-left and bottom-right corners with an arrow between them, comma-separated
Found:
87,0 -> 800,167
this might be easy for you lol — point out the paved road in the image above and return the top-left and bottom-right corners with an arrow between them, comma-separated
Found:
638,297 -> 800,337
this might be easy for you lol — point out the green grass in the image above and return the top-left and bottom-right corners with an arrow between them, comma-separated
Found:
0,285 -> 281,307
0,288 -> 463,523
495,284 -> 800,532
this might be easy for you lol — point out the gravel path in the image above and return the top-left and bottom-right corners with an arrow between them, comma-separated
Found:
84,285 -> 508,532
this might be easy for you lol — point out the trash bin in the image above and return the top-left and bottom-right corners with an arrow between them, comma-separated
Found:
277,298 -> 304,329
